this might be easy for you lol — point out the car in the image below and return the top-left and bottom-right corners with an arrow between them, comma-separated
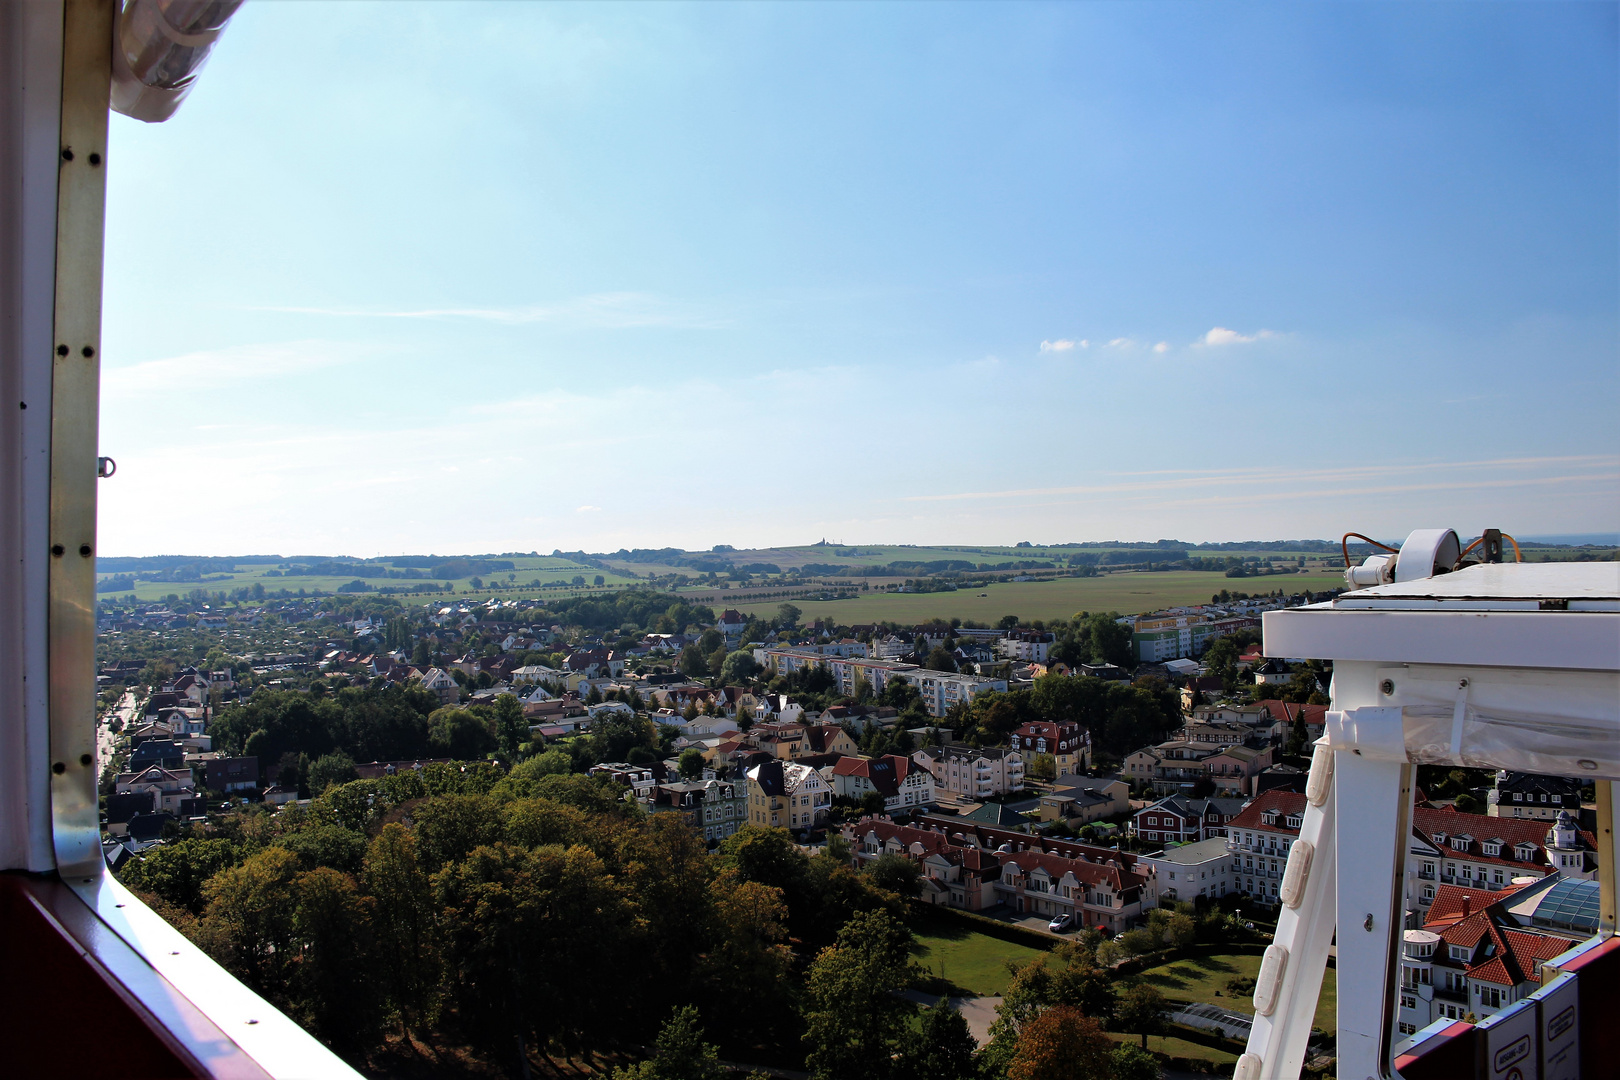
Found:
1048,913 -> 1075,933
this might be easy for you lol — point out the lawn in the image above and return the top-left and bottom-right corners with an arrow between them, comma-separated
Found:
909,918 -> 1051,997
1103,1030 -> 1241,1066
727,569 -> 1349,624
1131,949 -> 1337,1033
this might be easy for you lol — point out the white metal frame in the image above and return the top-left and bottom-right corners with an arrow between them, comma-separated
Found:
1237,558 -> 1620,1080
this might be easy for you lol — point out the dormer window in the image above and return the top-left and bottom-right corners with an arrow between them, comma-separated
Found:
1514,842 -> 1538,860
1432,832 -> 1447,846
1286,815 -> 1302,829
1482,841 -> 1501,857
1451,836 -> 1470,852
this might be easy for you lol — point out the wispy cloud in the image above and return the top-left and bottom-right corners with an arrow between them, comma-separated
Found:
102,340 -> 364,396
1039,339 -> 1085,352
257,291 -> 729,330
902,455 -> 1620,503
576,505 -> 602,513
1106,337 -> 1134,348
1153,341 -> 1169,353
1198,326 -> 1278,347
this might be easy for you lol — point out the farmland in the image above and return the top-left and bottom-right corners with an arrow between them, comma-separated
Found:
720,569 -> 1349,624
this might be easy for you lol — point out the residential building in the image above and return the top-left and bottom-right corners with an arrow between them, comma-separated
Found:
1397,881 -> 1578,1033
746,759 -> 832,833
1038,778 -> 1130,825
419,666 -> 459,705
114,765 -> 197,815
1139,836 -> 1239,903
1487,771 -> 1584,820
196,754 -> 259,794
589,762 -> 659,803
1123,735 -> 1273,796
1009,719 -> 1091,775
829,754 -> 936,813
845,816 -> 1155,931
913,744 -> 1024,799
651,779 -> 747,843
1131,794 -> 1248,845
1226,791 -> 1596,911
998,630 -> 1054,663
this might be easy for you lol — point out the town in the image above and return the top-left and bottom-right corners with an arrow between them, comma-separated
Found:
92,549 -> 1609,1079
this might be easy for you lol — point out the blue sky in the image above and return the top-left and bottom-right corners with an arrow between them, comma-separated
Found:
99,2 -> 1618,557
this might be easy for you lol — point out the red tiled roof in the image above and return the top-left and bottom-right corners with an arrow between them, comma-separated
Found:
1225,790 -> 1307,834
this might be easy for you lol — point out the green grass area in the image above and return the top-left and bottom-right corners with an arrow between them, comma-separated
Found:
910,919 -> 1050,997
726,569 -> 1348,623
95,554 -> 647,605
1132,950 -> 1336,1033
1102,1030 -> 1241,1066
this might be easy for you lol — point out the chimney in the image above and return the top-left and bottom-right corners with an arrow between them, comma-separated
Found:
1461,895 -> 1471,917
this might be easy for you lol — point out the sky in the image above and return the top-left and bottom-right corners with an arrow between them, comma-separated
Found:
98,2 -> 1619,557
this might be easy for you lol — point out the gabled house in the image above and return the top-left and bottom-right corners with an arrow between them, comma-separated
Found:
419,666 -> 459,705
828,754 -> 935,813
1009,719 -> 1090,775
745,758 -> 832,833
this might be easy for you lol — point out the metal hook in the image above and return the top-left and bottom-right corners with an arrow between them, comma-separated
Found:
96,456 -> 115,478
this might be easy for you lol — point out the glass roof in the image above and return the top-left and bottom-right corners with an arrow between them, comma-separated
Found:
1528,877 -> 1601,933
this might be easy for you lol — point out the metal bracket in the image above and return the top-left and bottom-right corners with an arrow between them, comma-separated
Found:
48,0 -> 113,881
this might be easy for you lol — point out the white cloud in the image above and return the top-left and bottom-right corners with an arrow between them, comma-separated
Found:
1200,327 -> 1277,347
101,340 -> 363,396
1040,339 -> 1077,352
576,505 -> 602,513
1153,341 -> 1169,353
1107,337 -> 1133,348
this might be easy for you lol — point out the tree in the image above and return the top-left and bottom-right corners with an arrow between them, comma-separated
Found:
118,837 -> 242,915
361,824 -> 439,1039
306,751 -> 358,795
863,852 -> 921,898
1109,1042 -> 1162,1080
802,908 -> 918,1080
492,693 -> 528,759
901,999 -> 978,1080
1007,1005 -> 1112,1080
1116,983 -> 1169,1049
720,650 -> 759,685
611,1005 -> 725,1080
197,847 -> 302,998
427,706 -> 497,760
1086,613 -> 1134,668
290,866 -> 384,1052
1028,753 -> 1057,782
777,603 -> 802,630
679,644 -> 708,679
924,647 -> 957,673
707,645 -> 729,680
1454,791 -> 1484,815
1120,928 -> 1158,956
678,748 -> 706,780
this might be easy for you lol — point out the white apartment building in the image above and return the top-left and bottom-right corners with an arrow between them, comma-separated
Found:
1137,836 -> 1239,903
997,630 -> 1053,663
913,744 -> 1024,799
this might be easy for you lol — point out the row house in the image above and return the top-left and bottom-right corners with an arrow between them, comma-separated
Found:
845,817 -> 1153,931
1397,883 -> 1577,1033
1226,792 -> 1594,911
828,754 -> 935,814
913,744 -> 1024,799
651,779 -> 747,843
1130,794 -> 1248,845
1009,720 -> 1090,775
746,759 -> 832,833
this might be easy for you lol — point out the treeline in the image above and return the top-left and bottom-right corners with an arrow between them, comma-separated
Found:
942,673 -> 1183,757
118,764 -> 919,1073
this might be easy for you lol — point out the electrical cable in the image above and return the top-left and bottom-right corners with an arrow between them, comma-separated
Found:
1500,533 -> 1522,562
1341,532 -> 1399,568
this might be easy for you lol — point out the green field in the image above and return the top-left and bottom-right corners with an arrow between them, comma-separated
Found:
911,920 -> 1050,997
727,569 -> 1348,623
1135,949 -> 1337,1033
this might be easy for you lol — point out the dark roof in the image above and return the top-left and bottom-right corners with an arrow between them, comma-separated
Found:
751,758 -> 786,796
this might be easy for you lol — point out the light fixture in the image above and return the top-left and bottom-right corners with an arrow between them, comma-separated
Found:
111,0 -> 243,122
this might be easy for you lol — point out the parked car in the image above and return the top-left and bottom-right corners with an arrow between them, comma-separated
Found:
1048,913 -> 1075,933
